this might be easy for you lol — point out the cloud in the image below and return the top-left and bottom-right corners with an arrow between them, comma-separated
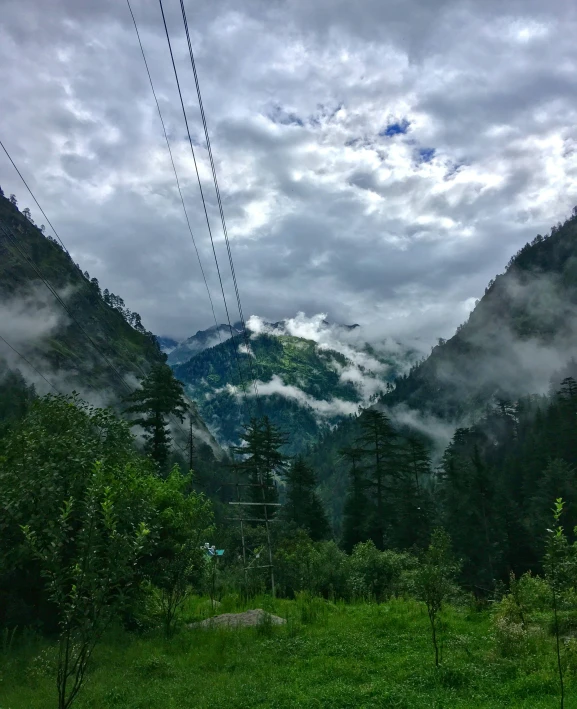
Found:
0,283 -> 67,347
1,0 -> 577,346
220,374 -> 359,418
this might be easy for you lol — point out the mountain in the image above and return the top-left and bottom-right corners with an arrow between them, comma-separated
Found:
381,210 -> 577,423
171,319 -> 417,454
166,323 -> 243,365
157,336 -> 179,354
0,191 -> 222,461
306,209 -> 577,531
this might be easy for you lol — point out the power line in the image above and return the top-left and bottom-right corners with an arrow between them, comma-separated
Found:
0,219 -> 134,395
0,333 -> 62,394
178,0 -> 261,409
0,150 -> 193,453
125,0 -> 222,346
0,139 -> 69,253
157,0 -> 253,416
1,218 -> 190,455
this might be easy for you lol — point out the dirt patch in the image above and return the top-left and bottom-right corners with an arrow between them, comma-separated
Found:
189,608 -> 286,629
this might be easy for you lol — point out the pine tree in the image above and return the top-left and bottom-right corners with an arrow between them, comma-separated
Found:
232,416 -> 287,518
356,409 -> 397,549
393,437 -> 433,550
340,445 -> 369,552
283,457 -> 330,540
124,363 -> 188,470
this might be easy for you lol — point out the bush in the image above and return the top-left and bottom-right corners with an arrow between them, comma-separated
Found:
346,541 -> 417,602
275,530 -> 348,598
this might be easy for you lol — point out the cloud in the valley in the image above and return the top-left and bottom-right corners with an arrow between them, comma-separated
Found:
220,375 -> 359,418
1,0 -> 576,345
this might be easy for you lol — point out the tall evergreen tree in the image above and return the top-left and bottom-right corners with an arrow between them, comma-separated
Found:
124,363 -> 188,470
392,436 -> 433,550
340,445 -> 369,552
356,409 -> 397,549
283,457 -> 330,540
232,416 -> 287,518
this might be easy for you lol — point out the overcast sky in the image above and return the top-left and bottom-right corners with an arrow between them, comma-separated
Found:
1,0 -> 577,345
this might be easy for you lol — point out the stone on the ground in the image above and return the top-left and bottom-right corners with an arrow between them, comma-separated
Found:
188,608 -> 286,629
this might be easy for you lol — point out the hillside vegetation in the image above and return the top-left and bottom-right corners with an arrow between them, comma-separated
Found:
0,191 -> 219,457
173,331 -> 408,453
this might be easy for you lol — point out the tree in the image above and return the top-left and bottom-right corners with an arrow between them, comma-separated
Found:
9,194 -> 17,207
356,409 -> 397,549
144,466 -> 213,637
124,363 -> 188,470
232,416 -> 287,516
529,460 -> 577,559
22,206 -> 33,222
283,457 -> 330,541
341,445 -> 369,552
413,529 -> 460,667
0,395 -> 157,709
543,499 -> 574,709
392,437 -> 433,550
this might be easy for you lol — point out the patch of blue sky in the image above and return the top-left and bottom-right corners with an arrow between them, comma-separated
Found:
380,118 -> 410,137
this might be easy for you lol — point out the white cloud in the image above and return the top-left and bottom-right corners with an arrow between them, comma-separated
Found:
1,0 -> 576,345
220,374 -> 359,417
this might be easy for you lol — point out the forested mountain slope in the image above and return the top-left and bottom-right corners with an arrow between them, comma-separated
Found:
0,191 -> 220,458
306,210 -> 577,533
382,210 -> 577,421
173,329 -> 413,454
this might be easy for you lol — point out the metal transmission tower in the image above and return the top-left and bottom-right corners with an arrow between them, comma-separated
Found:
226,480 -> 280,597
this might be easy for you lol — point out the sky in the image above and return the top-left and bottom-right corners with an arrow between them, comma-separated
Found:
1,0 -> 577,346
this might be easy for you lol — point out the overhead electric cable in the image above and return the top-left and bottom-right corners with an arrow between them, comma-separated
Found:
0,220 -> 134,395
157,0 -> 253,415
1,220 -> 190,453
0,150 -> 191,451
178,0 -> 261,408
125,0 -> 222,344
0,332 -> 62,394
0,139 -> 68,253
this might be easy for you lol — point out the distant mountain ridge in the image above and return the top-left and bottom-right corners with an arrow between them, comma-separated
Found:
161,318 -> 362,365
169,318 -> 417,453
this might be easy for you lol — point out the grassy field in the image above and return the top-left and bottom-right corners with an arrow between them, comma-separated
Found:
0,595 -> 573,709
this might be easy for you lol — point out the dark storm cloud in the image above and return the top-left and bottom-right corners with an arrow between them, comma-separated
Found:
1,0 -> 576,344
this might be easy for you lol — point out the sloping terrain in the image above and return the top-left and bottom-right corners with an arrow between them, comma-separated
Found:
381,212 -> 577,421
0,192 -> 221,458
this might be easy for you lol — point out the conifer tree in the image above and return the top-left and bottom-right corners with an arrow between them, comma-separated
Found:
283,456 -> 330,540
232,416 -> 287,517
341,445 -> 369,552
393,436 -> 433,550
124,363 -> 188,470
356,409 -> 397,549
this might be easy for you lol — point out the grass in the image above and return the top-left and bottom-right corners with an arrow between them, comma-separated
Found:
0,595 -> 574,709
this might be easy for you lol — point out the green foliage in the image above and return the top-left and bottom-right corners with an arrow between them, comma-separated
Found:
347,540 -> 416,602
0,394 -> 157,707
412,529 -> 460,666
124,363 -> 188,470
144,466 -> 214,637
282,457 -> 330,541
275,530 -> 348,598
0,394 -> 215,708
